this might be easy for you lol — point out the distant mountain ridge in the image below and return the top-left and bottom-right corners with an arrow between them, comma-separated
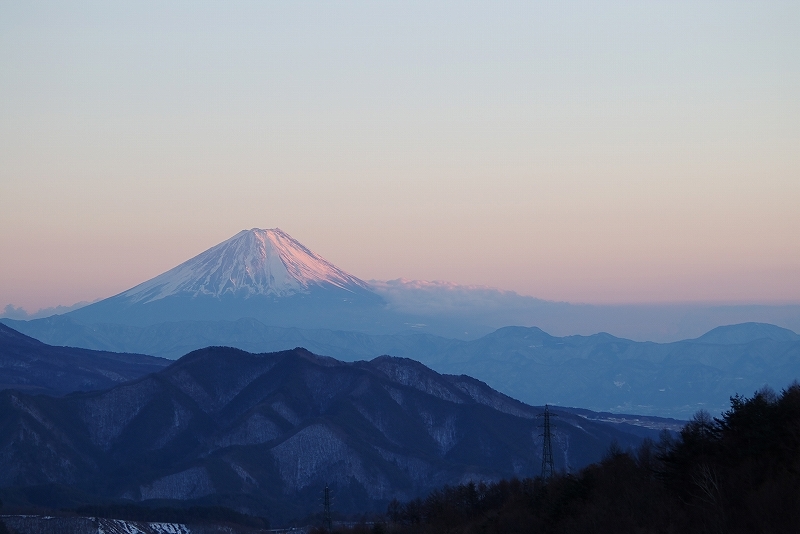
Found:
421,323 -> 800,418
0,322 -> 169,396
0,346 -> 671,523
692,322 -> 800,344
4,317 -> 798,418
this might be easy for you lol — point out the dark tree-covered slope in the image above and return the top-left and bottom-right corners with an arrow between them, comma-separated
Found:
379,383 -> 800,534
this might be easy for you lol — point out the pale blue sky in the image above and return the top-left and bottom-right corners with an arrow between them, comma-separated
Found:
1,1 -> 798,311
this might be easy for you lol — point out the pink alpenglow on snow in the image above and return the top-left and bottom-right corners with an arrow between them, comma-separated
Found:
120,228 -> 373,304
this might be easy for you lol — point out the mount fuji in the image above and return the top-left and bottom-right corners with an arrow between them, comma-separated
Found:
119,228 -> 373,302
64,228 -> 390,330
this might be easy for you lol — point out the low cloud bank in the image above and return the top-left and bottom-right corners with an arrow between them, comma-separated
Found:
1,301 -> 92,320
371,279 -> 800,342
370,278 -> 556,315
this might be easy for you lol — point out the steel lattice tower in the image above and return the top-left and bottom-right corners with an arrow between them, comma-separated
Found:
323,483 -> 332,532
540,404 -> 555,479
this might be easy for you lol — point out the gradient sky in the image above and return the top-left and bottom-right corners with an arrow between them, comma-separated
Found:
1,1 -> 799,312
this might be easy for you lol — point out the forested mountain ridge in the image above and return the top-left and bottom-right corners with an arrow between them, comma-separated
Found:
0,346 -> 670,524
374,382 -> 800,534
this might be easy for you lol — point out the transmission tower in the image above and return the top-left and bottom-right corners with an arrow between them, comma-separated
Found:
323,483 -> 332,532
539,404 -> 555,479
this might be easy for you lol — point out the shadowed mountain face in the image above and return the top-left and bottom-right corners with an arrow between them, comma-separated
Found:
6,318 -> 799,418
0,346 -> 672,523
0,323 -> 170,395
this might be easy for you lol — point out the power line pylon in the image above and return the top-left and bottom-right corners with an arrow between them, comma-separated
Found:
539,404 -> 556,479
323,483 -> 332,532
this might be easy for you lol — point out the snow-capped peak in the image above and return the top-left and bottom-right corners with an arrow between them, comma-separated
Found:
120,228 -> 372,303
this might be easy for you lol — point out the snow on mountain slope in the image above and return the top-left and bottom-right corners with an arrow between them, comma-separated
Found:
121,228 -> 372,303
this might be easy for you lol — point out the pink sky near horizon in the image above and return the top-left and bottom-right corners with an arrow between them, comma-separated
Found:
1,1 -> 798,313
